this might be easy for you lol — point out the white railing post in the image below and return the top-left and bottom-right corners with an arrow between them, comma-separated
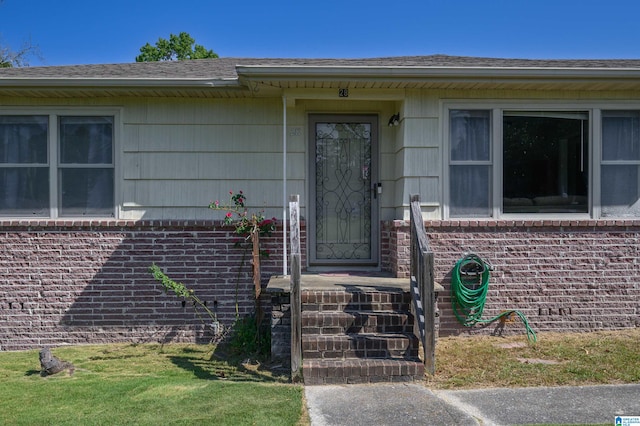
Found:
289,194 -> 302,382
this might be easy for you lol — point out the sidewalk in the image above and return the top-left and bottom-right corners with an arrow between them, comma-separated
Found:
304,383 -> 640,425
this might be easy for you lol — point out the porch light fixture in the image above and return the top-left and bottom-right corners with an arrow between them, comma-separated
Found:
388,113 -> 400,126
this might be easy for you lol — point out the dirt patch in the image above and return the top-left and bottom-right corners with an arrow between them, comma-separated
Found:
516,358 -> 562,365
496,342 -> 527,349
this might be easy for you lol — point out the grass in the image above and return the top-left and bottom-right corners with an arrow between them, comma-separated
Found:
428,328 -> 640,389
0,329 -> 637,424
0,343 -> 304,426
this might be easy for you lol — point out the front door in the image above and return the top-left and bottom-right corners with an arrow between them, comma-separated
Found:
309,114 -> 379,267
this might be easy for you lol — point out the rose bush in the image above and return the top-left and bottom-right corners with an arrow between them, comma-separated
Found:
209,191 -> 277,239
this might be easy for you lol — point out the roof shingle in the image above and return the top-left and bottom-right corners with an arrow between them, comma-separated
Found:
2,55 -> 640,81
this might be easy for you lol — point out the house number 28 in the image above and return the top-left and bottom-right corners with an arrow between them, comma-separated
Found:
338,88 -> 349,97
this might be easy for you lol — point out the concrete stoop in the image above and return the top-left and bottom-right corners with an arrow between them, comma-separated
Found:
301,287 -> 424,385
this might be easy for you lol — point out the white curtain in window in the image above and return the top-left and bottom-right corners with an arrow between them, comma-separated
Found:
601,111 -> 640,217
449,110 -> 491,217
0,116 -> 48,216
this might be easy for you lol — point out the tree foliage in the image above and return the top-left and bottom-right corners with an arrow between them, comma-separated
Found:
135,32 -> 218,62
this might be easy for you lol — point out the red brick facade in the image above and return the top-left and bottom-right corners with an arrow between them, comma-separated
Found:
386,219 -> 640,337
1,219 -> 638,350
0,220 -> 285,351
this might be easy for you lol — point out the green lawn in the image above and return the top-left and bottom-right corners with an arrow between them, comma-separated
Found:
3,330 -> 638,424
0,343 -> 303,426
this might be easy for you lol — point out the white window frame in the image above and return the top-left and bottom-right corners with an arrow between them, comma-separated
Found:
597,109 -> 640,218
0,108 -> 121,219
442,101 -> 640,220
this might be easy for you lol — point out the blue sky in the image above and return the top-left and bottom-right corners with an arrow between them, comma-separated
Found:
1,0 -> 639,66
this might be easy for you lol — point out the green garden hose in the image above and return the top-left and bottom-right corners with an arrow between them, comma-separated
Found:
451,253 -> 537,343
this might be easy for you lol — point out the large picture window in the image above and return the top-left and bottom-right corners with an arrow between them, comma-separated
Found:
503,112 -> 588,213
0,113 -> 115,218
448,108 -> 594,218
449,106 -> 640,219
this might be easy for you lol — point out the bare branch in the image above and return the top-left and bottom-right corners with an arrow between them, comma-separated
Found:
0,36 -> 42,67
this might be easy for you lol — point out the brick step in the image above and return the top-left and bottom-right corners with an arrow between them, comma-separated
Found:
298,287 -> 421,384
302,333 -> 419,360
302,311 -> 414,335
303,358 -> 424,385
302,289 -> 411,312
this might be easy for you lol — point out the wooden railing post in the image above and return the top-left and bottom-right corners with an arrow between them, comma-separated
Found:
289,195 -> 302,382
251,229 -> 262,330
421,248 -> 436,375
409,194 -> 436,375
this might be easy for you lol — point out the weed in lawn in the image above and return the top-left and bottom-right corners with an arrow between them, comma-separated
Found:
225,314 -> 271,361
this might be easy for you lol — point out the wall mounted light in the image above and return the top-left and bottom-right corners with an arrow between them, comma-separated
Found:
388,113 -> 400,127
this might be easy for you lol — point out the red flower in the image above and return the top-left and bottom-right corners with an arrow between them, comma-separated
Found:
226,212 -> 233,218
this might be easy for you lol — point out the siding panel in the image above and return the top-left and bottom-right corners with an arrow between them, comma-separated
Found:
402,147 -> 440,177
404,118 -> 439,147
120,98 -> 287,219
124,125 -> 288,153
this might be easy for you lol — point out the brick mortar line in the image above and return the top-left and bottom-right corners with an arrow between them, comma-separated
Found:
386,219 -> 640,230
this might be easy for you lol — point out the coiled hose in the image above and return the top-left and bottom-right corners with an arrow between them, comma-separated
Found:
451,253 -> 537,343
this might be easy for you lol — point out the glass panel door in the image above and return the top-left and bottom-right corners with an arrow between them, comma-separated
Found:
309,115 -> 378,266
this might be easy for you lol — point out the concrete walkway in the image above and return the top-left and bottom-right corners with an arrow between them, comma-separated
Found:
305,383 -> 640,425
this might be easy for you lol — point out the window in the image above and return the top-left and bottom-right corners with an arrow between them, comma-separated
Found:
601,111 -> 640,217
0,113 -> 115,218
0,116 -> 49,216
59,116 -> 114,216
448,106 -> 640,219
503,112 -> 588,214
449,110 -> 492,217
448,108 -> 591,218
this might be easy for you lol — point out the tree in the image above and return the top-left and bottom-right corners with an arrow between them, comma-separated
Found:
135,32 -> 218,62
0,37 -> 40,67
0,0 -> 41,67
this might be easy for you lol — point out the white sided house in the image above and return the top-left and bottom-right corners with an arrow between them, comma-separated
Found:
0,56 -> 639,353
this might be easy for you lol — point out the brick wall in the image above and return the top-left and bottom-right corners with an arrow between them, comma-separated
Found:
3,217 -> 638,351
387,219 -> 640,337
0,220 -> 284,351
270,291 -> 291,361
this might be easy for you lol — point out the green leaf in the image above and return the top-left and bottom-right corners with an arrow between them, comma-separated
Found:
135,32 -> 218,62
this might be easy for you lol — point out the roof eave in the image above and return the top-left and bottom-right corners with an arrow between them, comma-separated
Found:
236,64 -> 640,79
0,77 -> 240,89
235,65 -> 640,89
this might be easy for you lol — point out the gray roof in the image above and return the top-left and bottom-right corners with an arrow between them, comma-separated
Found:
4,55 -> 640,97
2,55 -> 640,80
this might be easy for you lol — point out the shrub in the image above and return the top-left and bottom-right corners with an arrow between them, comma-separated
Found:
228,315 -> 271,360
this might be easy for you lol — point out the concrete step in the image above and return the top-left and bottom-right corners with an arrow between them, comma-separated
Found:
303,358 -> 424,385
302,310 -> 414,335
302,333 -> 419,360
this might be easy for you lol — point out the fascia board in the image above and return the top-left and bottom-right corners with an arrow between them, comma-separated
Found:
0,78 -> 240,88
236,65 -> 640,81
